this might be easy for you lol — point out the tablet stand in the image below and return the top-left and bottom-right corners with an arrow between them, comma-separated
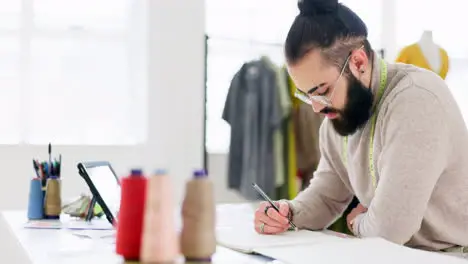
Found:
85,197 -> 97,222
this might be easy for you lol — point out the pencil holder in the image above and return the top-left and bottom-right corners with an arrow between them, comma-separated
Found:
41,179 -> 46,198
27,178 -> 44,220
44,176 -> 62,219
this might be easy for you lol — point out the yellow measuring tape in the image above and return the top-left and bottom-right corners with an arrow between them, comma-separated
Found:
342,59 -> 387,190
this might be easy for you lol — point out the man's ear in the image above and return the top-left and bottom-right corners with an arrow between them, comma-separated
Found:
349,49 -> 368,76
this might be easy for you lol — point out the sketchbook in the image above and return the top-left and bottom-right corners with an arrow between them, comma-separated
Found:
215,204 -> 466,263
216,225 -> 347,253
254,237 -> 468,264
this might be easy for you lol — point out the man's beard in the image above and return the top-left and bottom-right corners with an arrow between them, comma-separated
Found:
322,73 -> 374,136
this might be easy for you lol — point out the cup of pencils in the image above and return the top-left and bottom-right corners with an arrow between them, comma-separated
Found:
29,143 -> 62,220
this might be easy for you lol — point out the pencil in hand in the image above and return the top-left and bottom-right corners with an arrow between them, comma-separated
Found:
251,183 -> 298,230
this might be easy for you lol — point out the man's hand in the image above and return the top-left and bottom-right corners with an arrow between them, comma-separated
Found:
254,201 -> 291,234
346,203 -> 367,233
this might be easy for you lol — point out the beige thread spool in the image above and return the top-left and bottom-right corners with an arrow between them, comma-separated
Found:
44,177 -> 61,218
140,169 -> 179,263
180,170 -> 216,261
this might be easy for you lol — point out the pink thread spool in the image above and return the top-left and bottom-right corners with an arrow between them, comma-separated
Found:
140,169 -> 179,263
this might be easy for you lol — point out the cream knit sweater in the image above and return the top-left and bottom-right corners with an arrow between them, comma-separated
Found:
289,54 -> 468,251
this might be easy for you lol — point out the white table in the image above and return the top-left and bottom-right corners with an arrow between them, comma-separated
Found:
1,203 -> 466,264
0,204 -> 274,264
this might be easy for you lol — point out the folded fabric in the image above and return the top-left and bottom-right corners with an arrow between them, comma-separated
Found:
62,194 -> 104,219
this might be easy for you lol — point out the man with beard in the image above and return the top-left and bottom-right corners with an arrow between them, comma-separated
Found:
253,0 -> 468,256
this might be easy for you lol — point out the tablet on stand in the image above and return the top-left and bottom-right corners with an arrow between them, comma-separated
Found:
77,161 -> 121,227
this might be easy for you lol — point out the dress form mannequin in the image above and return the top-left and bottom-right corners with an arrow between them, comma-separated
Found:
417,30 -> 441,73
395,30 -> 449,79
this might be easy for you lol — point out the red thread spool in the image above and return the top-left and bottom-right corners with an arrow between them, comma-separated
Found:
115,169 -> 147,261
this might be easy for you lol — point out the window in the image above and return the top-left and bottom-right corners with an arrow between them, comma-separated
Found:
0,0 -> 147,145
33,0 -> 128,32
0,0 -> 21,30
205,0 -> 383,153
0,37 -> 21,143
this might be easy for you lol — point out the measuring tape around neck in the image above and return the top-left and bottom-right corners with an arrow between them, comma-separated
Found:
342,59 -> 387,190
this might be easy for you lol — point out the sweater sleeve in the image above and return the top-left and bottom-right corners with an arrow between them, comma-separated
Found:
353,86 -> 449,244
288,121 -> 354,230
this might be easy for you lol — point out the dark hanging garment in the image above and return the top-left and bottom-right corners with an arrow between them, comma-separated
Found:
222,59 -> 283,200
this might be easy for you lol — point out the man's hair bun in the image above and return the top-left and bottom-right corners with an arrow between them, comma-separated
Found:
298,0 -> 339,16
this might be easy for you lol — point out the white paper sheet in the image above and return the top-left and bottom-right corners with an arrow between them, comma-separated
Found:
254,237 -> 468,264
70,229 -> 115,240
24,219 -> 114,230
66,219 -> 114,230
216,225 -> 346,253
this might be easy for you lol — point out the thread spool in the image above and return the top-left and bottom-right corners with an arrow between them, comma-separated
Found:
140,169 -> 179,263
44,176 -> 61,219
116,169 -> 147,261
180,169 -> 216,261
27,178 -> 44,220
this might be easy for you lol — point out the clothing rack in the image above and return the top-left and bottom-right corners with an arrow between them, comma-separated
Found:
202,34 -> 285,171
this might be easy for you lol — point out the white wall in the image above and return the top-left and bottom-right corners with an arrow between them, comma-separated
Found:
0,0 -> 247,211
208,154 -> 247,203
